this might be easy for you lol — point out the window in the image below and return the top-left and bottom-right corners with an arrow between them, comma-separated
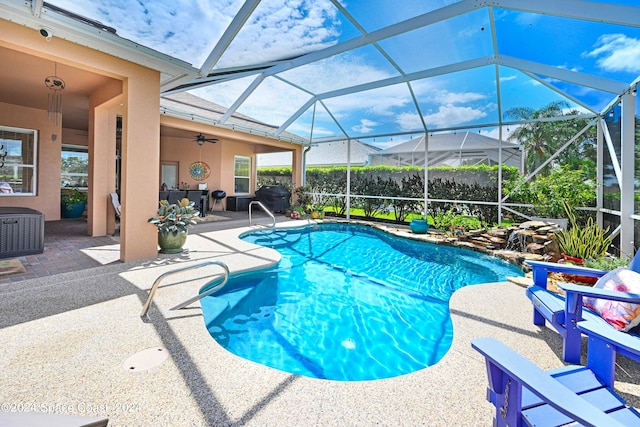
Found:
61,144 -> 89,188
0,126 -> 37,195
234,156 -> 251,194
161,161 -> 179,189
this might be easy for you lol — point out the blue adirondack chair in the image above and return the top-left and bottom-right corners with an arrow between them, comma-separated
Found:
525,250 -> 640,363
560,282 -> 640,387
472,337 -> 640,427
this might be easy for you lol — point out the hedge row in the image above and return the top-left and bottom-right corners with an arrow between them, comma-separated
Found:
257,165 -> 521,225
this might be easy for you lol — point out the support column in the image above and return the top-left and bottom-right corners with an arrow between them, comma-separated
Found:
89,99 -> 121,236
89,80 -> 122,237
596,119 -> 604,227
120,69 -> 161,262
620,93 -> 635,256
498,128 -> 503,226
424,133 -> 429,217
346,139 -> 351,220
291,145 -> 303,189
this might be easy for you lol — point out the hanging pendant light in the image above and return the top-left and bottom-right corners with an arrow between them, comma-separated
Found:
45,63 -> 65,126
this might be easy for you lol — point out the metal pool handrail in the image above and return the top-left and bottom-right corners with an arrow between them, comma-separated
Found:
140,260 -> 230,319
248,200 -> 275,228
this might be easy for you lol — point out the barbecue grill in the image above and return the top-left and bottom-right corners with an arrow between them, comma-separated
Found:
255,185 -> 291,213
211,190 -> 226,211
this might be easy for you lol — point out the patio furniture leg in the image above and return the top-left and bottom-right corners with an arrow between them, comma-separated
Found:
533,308 -> 545,326
585,333 -> 616,388
564,292 -> 582,364
563,325 -> 582,364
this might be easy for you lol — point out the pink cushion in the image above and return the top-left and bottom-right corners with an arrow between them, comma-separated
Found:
584,267 -> 640,331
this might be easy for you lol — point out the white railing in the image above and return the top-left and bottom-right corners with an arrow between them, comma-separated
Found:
248,200 -> 276,228
140,260 -> 230,319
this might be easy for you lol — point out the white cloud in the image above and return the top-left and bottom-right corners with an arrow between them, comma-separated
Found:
396,112 -> 424,132
396,105 -> 488,131
585,34 -> 640,73
280,53 -> 396,94
322,84 -> 413,120
351,119 -> 378,134
50,0 -> 340,68
423,105 -> 487,128
51,0 -> 240,65
217,0 -> 340,68
410,80 -> 488,106
499,75 -> 517,82
438,91 -> 487,104
514,12 -> 541,27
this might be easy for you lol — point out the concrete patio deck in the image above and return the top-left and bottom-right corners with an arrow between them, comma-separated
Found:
1,215 -> 639,426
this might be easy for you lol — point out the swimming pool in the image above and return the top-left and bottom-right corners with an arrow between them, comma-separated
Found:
202,223 -> 522,381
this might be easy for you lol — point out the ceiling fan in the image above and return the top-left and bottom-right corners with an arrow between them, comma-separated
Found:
194,133 -> 218,145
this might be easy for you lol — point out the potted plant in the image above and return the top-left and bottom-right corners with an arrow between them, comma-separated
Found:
556,201 -> 610,283
410,214 -> 429,234
310,202 -> 325,219
148,198 -> 200,253
61,187 -> 88,218
290,207 -> 305,220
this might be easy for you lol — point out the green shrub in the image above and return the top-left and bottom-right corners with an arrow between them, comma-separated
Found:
258,164 -> 521,225
505,164 -> 596,219
584,255 -> 630,270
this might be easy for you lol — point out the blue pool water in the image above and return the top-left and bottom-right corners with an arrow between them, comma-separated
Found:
202,223 -> 522,381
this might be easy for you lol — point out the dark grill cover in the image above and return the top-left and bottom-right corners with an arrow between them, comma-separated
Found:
211,190 -> 226,199
255,185 -> 291,213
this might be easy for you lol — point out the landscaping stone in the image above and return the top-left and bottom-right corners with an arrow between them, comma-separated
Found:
526,242 -> 545,254
351,218 -> 569,269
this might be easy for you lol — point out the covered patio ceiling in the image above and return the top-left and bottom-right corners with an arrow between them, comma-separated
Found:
2,0 -> 639,146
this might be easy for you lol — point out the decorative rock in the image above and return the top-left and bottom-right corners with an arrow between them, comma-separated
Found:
455,241 -> 481,250
526,242 -> 545,254
520,220 -> 553,229
473,236 -> 491,243
544,239 -> 560,254
493,250 -> 523,263
489,236 -> 506,245
532,234 -> 549,243
487,229 -> 508,238
520,253 -> 545,261
358,219 -> 569,269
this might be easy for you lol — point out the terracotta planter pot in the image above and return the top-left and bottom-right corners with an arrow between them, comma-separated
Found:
561,253 -> 584,265
560,253 -> 598,284
158,230 -> 188,254
311,210 -> 325,219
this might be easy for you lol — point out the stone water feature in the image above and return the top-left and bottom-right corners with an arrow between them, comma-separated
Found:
456,220 -> 564,266
335,219 -> 566,269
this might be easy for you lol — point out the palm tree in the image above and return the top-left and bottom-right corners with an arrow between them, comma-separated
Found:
505,100 -> 594,174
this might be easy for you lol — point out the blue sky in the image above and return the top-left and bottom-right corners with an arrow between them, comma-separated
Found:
49,1 -> 640,146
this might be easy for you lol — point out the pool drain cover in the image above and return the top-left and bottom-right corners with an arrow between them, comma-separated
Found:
123,347 -> 168,372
